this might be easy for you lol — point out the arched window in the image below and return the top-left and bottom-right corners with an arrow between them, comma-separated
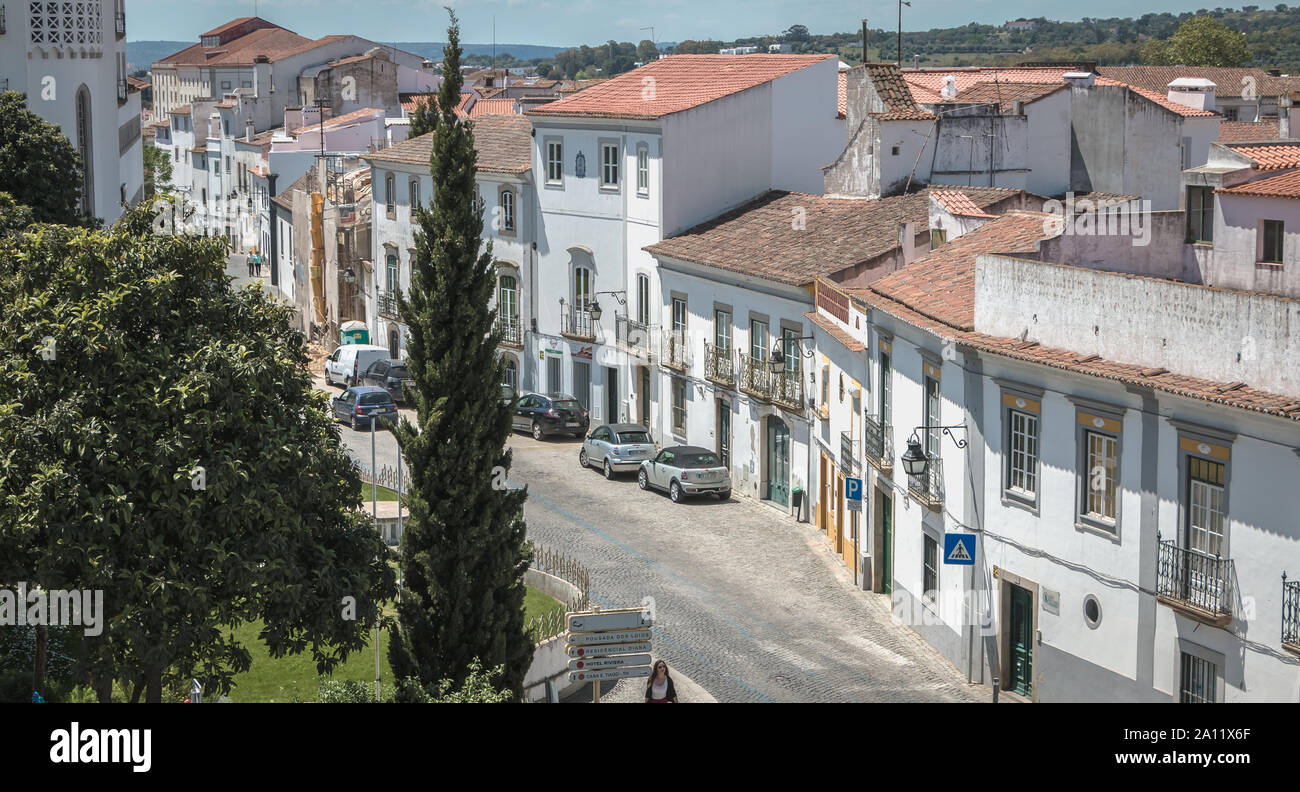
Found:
385,173 -> 396,217
573,265 -> 592,335
76,85 -> 94,217
500,188 -> 515,232
503,356 -> 519,392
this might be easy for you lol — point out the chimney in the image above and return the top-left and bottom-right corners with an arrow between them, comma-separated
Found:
1063,71 -> 1095,89
245,117 -> 255,142
1281,93 -> 1300,140
1166,77 -> 1216,112
898,220 -> 917,266
940,75 -> 957,100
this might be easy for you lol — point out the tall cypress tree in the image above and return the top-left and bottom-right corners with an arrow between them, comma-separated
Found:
388,10 -> 533,697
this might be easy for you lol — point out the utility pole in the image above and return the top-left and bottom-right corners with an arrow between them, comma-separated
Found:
862,18 -> 869,62
898,0 -> 911,68
641,25 -> 656,59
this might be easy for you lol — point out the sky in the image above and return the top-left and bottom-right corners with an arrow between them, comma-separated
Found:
127,0 -> 1235,47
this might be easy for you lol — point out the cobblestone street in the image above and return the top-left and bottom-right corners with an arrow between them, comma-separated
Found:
511,432 -> 982,703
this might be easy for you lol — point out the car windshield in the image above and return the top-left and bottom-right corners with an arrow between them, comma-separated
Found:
681,453 -> 721,468
359,393 -> 394,406
616,431 -> 651,444
388,365 -> 408,378
551,399 -> 582,411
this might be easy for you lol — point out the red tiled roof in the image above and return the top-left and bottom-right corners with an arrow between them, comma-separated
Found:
1218,169 -> 1300,198
157,27 -> 313,67
401,92 -> 474,119
1127,83 -> 1218,118
869,212 -> 1055,330
837,70 -> 847,118
932,189 -> 997,218
858,63 -> 936,121
1223,141 -> 1300,170
1097,66 -> 1279,99
365,114 -> 532,174
172,105 -> 191,115
466,98 -> 518,118
643,187 -> 1025,287
200,17 -> 267,39
528,54 -> 835,120
807,311 -> 864,352
947,81 -> 1067,111
1218,119 -> 1280,142
294,107 -> 385,135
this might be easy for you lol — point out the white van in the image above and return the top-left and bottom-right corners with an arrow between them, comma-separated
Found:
325,344 -> 390,387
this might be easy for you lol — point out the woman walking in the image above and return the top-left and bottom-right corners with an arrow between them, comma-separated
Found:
644,659 -> 678,703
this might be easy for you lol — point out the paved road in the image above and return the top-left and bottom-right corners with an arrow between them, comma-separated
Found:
511,432 -> 982,703
314,376 -> 413,476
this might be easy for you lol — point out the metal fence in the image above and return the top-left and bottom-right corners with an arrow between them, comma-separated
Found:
907,456 -> 944,509
704,342 -> 734,385
864,413 -> 893,471
358,463 -> 407,495
525,543 -> 591,645
1283,575 -> 1299,649
1156,538 -> 1235,618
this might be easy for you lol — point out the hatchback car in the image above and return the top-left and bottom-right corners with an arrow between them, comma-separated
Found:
579,423 -> 656,479
332,386 -> 398,430
638,445 -> 731,502
510,393 -> 589,440
360,358 -> 414,403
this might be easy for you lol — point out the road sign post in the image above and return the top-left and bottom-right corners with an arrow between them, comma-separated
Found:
564,606 -> 655,703
943,533 -> 975,565
845,476 -> 863,512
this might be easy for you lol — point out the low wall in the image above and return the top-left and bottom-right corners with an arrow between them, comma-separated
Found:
522,568 -> 586,702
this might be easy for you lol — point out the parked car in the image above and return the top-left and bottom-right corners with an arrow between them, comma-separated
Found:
360,358 -> 413,403
579,423 -> 656,479
332,386 -> 398,430
325,344 -> 389,388
638,445 -> 731,503
510,392 -> 589,440
500,384 -> 517,406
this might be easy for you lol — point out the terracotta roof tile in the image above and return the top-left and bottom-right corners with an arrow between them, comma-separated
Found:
156,27 -> 314,67
947,81 -> 1067,111
837,70 -> 847,118
1126,83 -> 1218,117
295,107 -> 385,135
807,311 -> 864,352
932,190 -> 997,218
858,63 -> 935,120
466,98 -> 518,118
1218,119 -> 1280,142
1218,169 -> 1300,198
643,187 -> 1025,287
364,114 -> 532,174
1097,66 -> 1280,99
1222,141 -> 1300,170
528,54 -> 835,120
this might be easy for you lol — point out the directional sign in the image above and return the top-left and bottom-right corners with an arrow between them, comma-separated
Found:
566,641 -> 652,658
568,666 -> 653,684
565,629 -> 652,646
845,476 -> 863,512
568,653 -> 652,671
567,608 -> 652,633
944,533 -> 975,565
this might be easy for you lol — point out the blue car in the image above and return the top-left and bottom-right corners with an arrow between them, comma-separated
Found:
332,386 -> 398,430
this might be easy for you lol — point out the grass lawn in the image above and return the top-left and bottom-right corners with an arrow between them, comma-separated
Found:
360,483 -> 400,502
225,585 -> 562,701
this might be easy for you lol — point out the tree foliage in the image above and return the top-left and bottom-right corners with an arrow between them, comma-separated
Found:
0,205 -> 395,702
143,144 -> 173,200
0,91 -> 83,225
407,95 -> 440,139
1141,15 -> 1253,66
387,9 -> 533,698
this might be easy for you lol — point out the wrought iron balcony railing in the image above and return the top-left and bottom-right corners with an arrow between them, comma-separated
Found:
704,342 -> 734,386
1283,575 -> 1300,652
661,328 -> 690,370
864,413 -> 893,472
615,315 -> 654,361
377,290 -> 400,319
561,306 -> 596,340
770,368 -> 803,410
495,314 -> 522,346
1156,538 -> 1235,622
736,352 -> 802,409
115,11 -> 126,37
117,77 -> 127,102
840,431 -> 856,474
907,455 -> 943,509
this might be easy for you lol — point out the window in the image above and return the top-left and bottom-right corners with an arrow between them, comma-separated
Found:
1007,409 -> 1039,498
600,142 -> 619,187
672,377 -> 686,433
1186,187 -> 1214,244
573,361 -> 591,411
1083,429 -> 1118,524
1187,456 -> 1226,559
782,327 -> 801,377
573,266 -> 592,311
636,144 -> 649,195
1223,107 -> 1239,122
1179,651 -> 1218,703
386,174 -> 396,217
500,188 -> 515,231
923,373 -> 941,458
750,319 -> 768,363
923,534 -> 938,603
221,81 -> 231,91
820,364 -> 830,409
409,179 -> 420,211
546,139 -> 563,184
714,309 -> 731,351
498,275 -> 518,325
1261,219 -> 1284,264
878,345 -> 892,425
225,156 -> 231,174
386,253 -> 398,294
671,297 -> 687,337
636,274 -> 650,325
547,356 -> 562,393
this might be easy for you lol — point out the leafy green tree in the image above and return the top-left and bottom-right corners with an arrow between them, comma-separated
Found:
387,9 -> 533,698
0,91 -> 83,225
407,95 -> 440,139
0,204 -> 395,702
1141,15 -> 1252,65
637,39 -> 659,62
143,144 -> 173,199
0,192 -> 35,235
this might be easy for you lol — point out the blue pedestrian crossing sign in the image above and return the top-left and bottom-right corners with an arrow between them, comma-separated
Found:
844,477 -> 863,511
943,533 -> 975,565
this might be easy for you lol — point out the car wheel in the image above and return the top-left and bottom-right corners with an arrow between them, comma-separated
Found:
670,480 -> 683,503
350,414 -> 359,430
717,489 -> 731,500
638,469 -> 648,490
579,449 -> 588,468
532,422 -> 543,441
603,459 -> 614,480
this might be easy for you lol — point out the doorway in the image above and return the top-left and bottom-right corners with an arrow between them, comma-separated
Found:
638,366 -> 651,428
1005,582 -> 1034,698
767,417 -> 790,506
834,470 -> 845,554
605,366 -> 618,423
874,489 -> 893,595
818,453 -> 829,534
717,399 -> 731,470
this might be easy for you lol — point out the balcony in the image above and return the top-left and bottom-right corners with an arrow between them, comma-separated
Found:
840,432 -> 856,474
661,329 -> 690,371
703,342 -> 734,386
495,315 -> 522,347
377,290 -> 400,319
117,77 -> 127,103
736,353 -> 803,409
907,456 -> 943,510
1156,538 -> 1235,626
1282,576 -> 1299,654
615,315 -> 654,361
1,5 -> 7,35
864,413 -> 893,474
561,306 -> 596,340
115,11 -> 126,38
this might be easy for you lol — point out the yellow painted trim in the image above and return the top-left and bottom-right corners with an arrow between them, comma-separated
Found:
924,362 -> 942,380
1077,412 -> 1121,434
1002,393 -> 1041,413
1179,436 -> 1231,461
878,338 -> 892,355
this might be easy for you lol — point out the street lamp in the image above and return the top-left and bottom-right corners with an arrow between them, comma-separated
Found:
900,425 -> 969,477
769,336 -> 815,375
589,300 -> 603,323
343,267 -> 356,284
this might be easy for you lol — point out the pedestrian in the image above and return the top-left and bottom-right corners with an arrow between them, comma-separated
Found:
253,250 -> 263,277
246,250 -> 255,277
644,659 -> 677,703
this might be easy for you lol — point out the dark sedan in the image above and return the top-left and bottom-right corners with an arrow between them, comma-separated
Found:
511,392 -> 589,440
332,386 -> 398,430
360,358 -> 413,403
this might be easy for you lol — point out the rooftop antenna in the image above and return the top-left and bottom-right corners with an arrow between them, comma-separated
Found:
861,18 -> 868,62
898,0 -> 911,68
492,16 -> 496,72
641,25 -> 655,57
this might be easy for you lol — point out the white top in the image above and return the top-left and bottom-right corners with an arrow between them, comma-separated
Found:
651,679 -> 669,700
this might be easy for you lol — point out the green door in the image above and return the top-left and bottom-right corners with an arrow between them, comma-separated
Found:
879,490 -> 892,595
767,418 -> 789,506
1008,584 -> 1033,697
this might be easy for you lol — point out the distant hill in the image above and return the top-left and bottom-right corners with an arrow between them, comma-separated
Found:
128,40 -> 569,71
